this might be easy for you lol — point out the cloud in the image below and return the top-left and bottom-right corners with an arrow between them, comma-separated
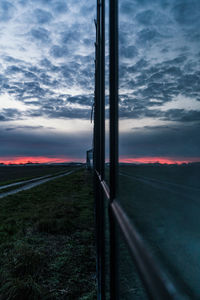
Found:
50,45 -> 68,58
34,9 -> 53,24
30,27 -> 51,43
61,29 -> 81,45
3,56 -> 23,63
120,45 -> 138,59
32,0 -> 53,5
67,95 -> 92,106
118,0 -> 200,126
136,9 -> 155,25
119,1 -> 136,15
51,1 -> 68,14
25,95 -> 92,120
119,123 -> 200,158
0,115 -> 6,121
0,127 -> 92,159
5,125 -> 47,131
172,1 -> 200,27
6,65 -> 22,74
137,28 -> 163,47
163,110 -> 200,122
0,108 -> 23,121
0,1 -> 15,22
0,0 -> 95,105
118,40 -> 200,119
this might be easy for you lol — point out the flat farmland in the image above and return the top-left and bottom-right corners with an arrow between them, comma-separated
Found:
0,164 -> 81,186
0,168 -> 96,299
117,163 -> 200,299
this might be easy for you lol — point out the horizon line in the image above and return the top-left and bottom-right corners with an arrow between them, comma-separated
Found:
0,155 -> 200,166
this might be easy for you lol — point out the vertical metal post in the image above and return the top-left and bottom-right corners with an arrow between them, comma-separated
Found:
100,0 -> 106,298
94,1 -> 101,298
94,0 -> 106,299
109,0 -> 119,298
100,1 -> 105,179
109,0 -> 118,199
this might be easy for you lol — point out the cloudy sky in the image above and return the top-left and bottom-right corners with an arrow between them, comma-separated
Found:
0,0 -> 95,163
0,0 -> 200,164
118,0 -> 200,163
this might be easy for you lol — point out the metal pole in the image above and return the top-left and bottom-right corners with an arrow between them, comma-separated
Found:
100,0 -> 106,298
94,1 -> 101,297
100,1 -> 105,179
109,0 -> 119,298
95,0 -> 106,298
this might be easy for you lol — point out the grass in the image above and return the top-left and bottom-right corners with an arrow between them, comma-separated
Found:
0,164 -> 80,186
0,183 -> 31,195
0,169 -> 96,300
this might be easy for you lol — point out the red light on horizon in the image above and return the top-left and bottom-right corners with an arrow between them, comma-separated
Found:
1,156 -> 200,166
0,156 -> 85,165
119,156 -> 200,165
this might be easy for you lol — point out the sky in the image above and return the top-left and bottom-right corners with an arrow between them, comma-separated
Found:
118,0 -> 200,163
0,0 -> 95,164
0,0 -> 200,164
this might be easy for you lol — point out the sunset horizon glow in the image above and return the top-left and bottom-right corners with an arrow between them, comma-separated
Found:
119,157 -> 200,165
0,156 -> 85,165
0,156 -> 200,165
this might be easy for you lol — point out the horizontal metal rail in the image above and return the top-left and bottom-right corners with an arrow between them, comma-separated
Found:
95,170 -> 110,200
95,171 -> 181,299
101,180 -> 110,200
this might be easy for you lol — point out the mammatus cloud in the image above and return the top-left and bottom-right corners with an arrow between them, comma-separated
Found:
0,1 -> 15,22
117,0 -> 200,160
0,0 -> 95,116
0,0 -> 95,160
118,0 -> 200,115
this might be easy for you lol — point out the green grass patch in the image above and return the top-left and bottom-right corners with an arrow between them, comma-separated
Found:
0,165 -> 79,186
0,169 -> 96,300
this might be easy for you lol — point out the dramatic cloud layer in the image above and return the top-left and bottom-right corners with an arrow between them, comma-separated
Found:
118,0 -> 200,160
0,0 -> 199,162
0,125 -> 92,159
0,0 -> 95,161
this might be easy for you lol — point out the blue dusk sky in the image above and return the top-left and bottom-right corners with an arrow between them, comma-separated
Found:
0,0 -> 95,163
118,0 -> 200,163
0,0 -> 200,164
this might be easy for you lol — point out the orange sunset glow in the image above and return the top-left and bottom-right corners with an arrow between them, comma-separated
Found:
1,156 -> 200,165
119,157 -> 200,165
0,156 -> 84,165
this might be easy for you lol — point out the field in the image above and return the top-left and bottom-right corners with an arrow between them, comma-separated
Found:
117,163 -> 200,299
0,168 -> 96,300
0,164 -> 81,186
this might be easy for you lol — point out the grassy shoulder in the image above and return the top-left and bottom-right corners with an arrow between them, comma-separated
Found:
0,165 -> 79,186
0,169 -> 96,300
